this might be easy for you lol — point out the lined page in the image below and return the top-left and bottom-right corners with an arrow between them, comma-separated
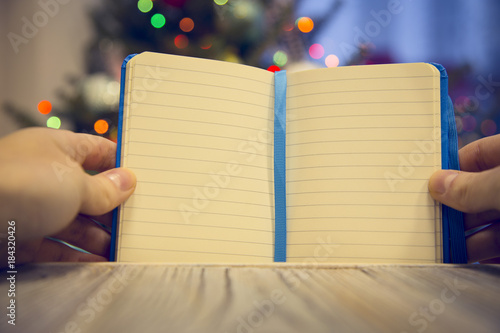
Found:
286,63 -> 442,263
117,52 -> 275,262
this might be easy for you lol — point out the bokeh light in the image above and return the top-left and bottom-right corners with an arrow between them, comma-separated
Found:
175,34 -> 189,49
455,96 -> 478,113
297,17 -> 314,33
309,43 -> 324,59
325,54 -> 340,67
214,0 -> 228,5
94,119 -> 109,134
223,52 -> 240,63
234,1 -> 252,19
267,65 -> 281,72
480,119 -> 497,136
454,96 -> 469,113
200,36 -> 213,50
179,17 -> 194,32
283,23 -> 294,31
455,116 -> 463,133
137,0 -> 153,13
46,116 -> 61,129
151,13 -> 166,29
109,128 -> 118,143
461,115 -> 477,132
273,50 -> 288,67
38,100 -> 52,115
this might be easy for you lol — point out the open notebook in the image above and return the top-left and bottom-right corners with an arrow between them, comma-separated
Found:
111,51 -> 467,264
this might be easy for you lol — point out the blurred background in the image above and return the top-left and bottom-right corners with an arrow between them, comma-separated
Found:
1,0 -> 500,147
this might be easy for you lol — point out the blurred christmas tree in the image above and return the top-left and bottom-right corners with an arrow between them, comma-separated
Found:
3,0 -> 499,147
3,0 -> 346,141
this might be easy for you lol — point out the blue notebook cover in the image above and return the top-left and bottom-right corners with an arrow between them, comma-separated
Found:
109,53 -> 137,262
431,63 -> 468,264
110,55 -> 467,264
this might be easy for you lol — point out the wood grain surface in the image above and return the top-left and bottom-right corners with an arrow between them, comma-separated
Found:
1,263 -> 499,333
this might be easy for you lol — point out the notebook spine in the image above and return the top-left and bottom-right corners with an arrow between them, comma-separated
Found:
110,54 -> 137,261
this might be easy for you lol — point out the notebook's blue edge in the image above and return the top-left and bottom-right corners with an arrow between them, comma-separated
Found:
273,70 -> 288,262
429,63 -> 467,264
109,53 -> 138,262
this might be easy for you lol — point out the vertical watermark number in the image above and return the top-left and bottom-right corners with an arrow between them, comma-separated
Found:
5,220 -> 17,326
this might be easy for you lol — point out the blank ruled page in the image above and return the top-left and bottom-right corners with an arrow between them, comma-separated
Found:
116,52 -> 275,262
286,63 -> 442,263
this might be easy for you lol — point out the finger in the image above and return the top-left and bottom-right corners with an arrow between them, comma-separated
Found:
50,215 -> 111,257
466,223 -> 500,263
464,210 -> 500,231
82,212 -> 114,231
18,238 -> 107,263
79,168 -> 136,216
53,131 -> 117,172
428,168 -> 500,213
459,134 -> 500,172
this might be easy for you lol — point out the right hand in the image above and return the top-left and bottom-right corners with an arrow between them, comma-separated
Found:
428,134 -> 500,263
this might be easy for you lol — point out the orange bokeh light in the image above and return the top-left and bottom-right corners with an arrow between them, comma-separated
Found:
94,119 -> 109,134
38,100 -> 52,115
297,17 -> 314,33
179,17 -> 194,32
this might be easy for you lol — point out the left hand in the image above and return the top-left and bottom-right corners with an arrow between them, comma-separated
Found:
0,128 -> 136,266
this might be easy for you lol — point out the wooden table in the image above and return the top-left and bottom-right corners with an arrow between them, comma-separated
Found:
1,263 -> 499,333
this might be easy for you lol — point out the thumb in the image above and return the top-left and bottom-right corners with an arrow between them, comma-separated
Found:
79,168 -> 137,216
428,168 -> 500,213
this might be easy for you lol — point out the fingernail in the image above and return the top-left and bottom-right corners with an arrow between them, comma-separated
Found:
105,169 -> 136,191
430,170 -> 459,194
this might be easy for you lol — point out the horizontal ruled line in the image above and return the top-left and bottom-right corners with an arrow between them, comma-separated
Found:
287,178 -> 428,183
120,246 -> 273,259
287,139 -> 434,146
288,165 -> 432,170
130,115 -> 273,133
132,75 -> 270,97
287,113 -> 434,122
287,152 -> 434,158
289,203 -> 433,207
288,189 -> 429,195
288,229 -> 434,234
121,233 -> 272,246
287,255 -> 436,261
130,167 -> 271,183
287,101 -> 436,110
134,63 -> 273,86
288,126 -> 432,135
128,101 -> 271,121
289,88 -> 434,99
288,216 -> 434,221
287,75 -> 435,87
129,127 -> 273,146
134,181 -> 271,195
128,141 -> 271,158
127,153 -> 273,170
287,242 -> 434,247
125,206 -> 271,221
127,90 -> 267,109
122,219 -> 272,232
132,193 -> 272,207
